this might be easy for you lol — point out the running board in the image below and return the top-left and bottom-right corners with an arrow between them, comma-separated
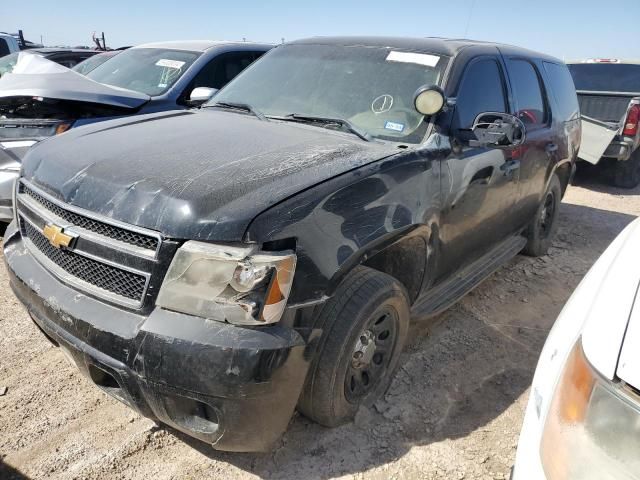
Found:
412,235 -> 527,318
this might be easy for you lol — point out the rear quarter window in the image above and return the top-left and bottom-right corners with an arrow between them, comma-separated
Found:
506,59 -> 548,129
543,62 -> 580,121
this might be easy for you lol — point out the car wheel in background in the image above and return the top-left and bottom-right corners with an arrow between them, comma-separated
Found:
298,266 -> 410,427
613,150 -> 640,189
523,174 -> 562,257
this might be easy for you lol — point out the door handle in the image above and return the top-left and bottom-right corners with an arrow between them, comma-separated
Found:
545,143 -> 559,155
500,159 -> 521,176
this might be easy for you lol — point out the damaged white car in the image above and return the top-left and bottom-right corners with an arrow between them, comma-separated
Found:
0,40 -> 271,222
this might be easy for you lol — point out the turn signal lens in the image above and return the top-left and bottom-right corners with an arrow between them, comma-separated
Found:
261,255 -> 296,323
55,122 -> 73,135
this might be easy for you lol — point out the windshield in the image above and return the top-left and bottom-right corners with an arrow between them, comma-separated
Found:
73,52 -> 117,75
568,63 -> 640,93
0,52 -> 20,77
210,44 -> 447,143
86,48 -> 200,96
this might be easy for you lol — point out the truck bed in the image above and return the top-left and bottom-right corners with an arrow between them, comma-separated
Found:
577,91 -> 636,125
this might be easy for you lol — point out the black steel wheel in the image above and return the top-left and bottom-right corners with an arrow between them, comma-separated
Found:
523,174 -> 562,257
344,306 -> 399,403
298,266 -> 410,427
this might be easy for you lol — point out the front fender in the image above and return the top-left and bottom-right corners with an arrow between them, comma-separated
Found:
245,148 -> 442,305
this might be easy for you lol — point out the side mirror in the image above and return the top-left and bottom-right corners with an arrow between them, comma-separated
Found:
470,112 -> 526,148
188,87 -> 218,106
413,85 -> 446,116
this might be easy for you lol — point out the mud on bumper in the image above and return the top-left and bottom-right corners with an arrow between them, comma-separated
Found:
3,222 -> 311,452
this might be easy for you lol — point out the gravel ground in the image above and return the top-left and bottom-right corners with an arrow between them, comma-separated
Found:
1,167 -> 639,480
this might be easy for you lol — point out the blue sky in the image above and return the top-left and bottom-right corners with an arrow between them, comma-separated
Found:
2,0 -> 638,60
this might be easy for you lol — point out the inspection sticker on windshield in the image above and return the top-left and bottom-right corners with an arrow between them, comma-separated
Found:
386,51 -> 439,67
384,121 -> 405,132
155,59 -> 185,69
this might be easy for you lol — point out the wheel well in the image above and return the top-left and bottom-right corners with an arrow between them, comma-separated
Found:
555,162 -> 572,196
361,235 -> 427,303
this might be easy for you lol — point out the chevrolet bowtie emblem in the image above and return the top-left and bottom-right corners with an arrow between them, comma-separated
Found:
42,224 -> 75,249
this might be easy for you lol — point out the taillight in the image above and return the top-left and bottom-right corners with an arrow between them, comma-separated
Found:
623,104 -> 640,136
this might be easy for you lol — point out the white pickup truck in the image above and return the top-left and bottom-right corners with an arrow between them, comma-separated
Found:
568,59 -> 640,188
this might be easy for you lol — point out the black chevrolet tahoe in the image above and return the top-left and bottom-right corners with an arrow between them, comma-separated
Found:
3,37 -> 580,452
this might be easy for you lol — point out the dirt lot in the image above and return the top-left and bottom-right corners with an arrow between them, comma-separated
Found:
1,168 -> 639,480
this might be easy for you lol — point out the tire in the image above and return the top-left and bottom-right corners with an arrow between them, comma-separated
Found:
298,266 -> 410,427
522,174 -> 562,257
613,150 -> 640,189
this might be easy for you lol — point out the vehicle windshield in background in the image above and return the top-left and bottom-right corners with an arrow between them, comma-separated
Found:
0,52 -> 20,77
85,48 -> 200,96
72,52 -> 119,75
211,44 -> 447,143
568,63 -> 640,93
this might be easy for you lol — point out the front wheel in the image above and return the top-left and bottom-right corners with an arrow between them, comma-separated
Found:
522,174 -> 562,257
298,267 -> 410,427
613,150 -> 640,189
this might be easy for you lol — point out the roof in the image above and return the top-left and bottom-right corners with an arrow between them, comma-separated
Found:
567,59 -> 640,65
29,47 -> 101,55
288,36 -> 559,61
132,40 -> 273,52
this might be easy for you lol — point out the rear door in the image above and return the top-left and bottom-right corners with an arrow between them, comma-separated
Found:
503,56 -> 556,224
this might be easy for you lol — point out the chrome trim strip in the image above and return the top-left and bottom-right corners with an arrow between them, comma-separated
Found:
19,213 -> 150,309
19,179 -> 163,258
17,194 -> 156,260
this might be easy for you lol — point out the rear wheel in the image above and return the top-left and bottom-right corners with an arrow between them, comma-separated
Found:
298,267 -> 409,427
523,174 -> 562,257
613,150 -> 640,189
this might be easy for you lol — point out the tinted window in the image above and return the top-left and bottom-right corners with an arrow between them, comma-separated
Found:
568,63 -> 640,93
190,52 -> 260,91
508,59 -> 547,128
0,39 -> 10,57
454,59 -> 507,129
543,62 -> 579,120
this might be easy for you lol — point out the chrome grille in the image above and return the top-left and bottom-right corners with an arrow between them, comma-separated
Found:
22,184 -> 159,251
16,180 -> 164,308
23,222 -> 146,301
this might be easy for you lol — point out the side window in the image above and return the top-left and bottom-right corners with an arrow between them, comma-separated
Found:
454,59 -> 507,130
507,59 -> 548,128
0,39 -> 10,57
189,52 -> 260,91
543,61 -> 579,121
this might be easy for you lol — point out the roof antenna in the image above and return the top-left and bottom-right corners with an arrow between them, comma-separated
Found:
463,0 -> 476,38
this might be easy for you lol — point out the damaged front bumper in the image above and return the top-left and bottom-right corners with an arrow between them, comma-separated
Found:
3,221 -> 312,452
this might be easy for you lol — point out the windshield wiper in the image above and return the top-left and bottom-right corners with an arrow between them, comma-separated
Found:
273,114 -> 371,142
209,101 -> 268,121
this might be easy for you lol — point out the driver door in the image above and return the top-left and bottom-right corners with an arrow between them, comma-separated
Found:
437,55 -> 522,280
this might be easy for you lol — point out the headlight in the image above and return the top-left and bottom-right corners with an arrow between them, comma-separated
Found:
541,339 -> 640,479
156,241 -> 296,325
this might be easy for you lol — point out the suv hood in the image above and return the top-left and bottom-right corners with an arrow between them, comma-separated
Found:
0,53 -> 150,109
21,109 -> 399,241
